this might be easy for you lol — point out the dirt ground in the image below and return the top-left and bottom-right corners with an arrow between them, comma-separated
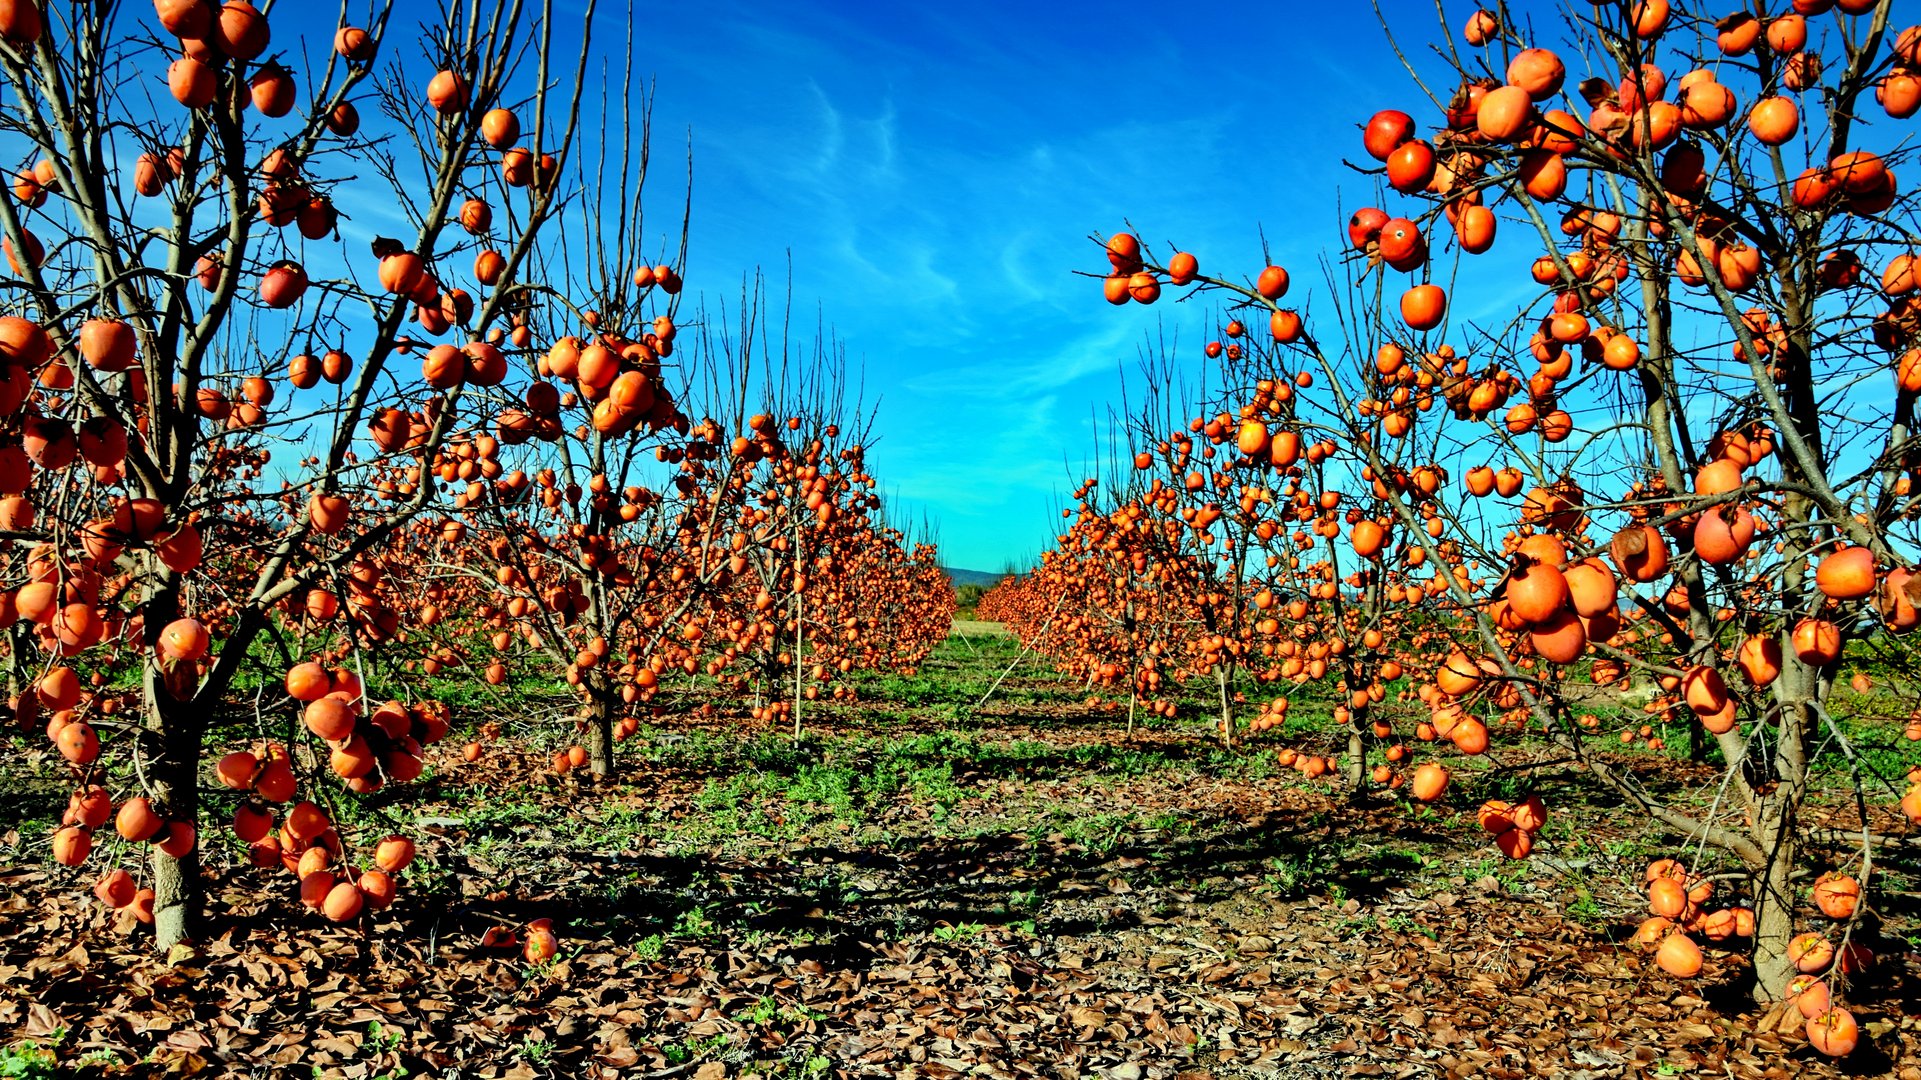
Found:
3,632 -> 1918,1079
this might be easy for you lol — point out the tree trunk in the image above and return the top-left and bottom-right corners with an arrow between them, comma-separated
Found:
584,669 -> 618,780
148,669 -> 202,951
6,623 -> 31,700
1216,665 -> 1233,750
1746,611 -> 1816,1004
1344,705 -> 1367,792
1748,796 -> 1802,1003
792,589 -> 806,742
136,564 -> 203,952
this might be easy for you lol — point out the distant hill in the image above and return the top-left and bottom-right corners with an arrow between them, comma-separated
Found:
944,567 -> 1011,589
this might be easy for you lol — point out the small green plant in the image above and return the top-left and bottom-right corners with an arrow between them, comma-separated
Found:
0,1041 -> 57,1080
514,1037 -> 554,1064
662,1033 -> 730,1065
1259,847 -> 1343,900
1565,888 -> 1608,929
931,921 -> 987,942
1460,854 -> 1532,892
1334,912 -> 1378,937
1478,772 -> 1534,804
1605,835 -> 1655,866
1380,914 -> 1423,936
521,951 -> 570,983
1142,810 -> 1189,833
672,906 -> 715,938
403,854 -> 456,900
749,1052 -> 834,1079
1051,811 -> 1136,854
632,933 -> 667,962
741,996 -> 825,1028
366,1021 -> 403,1054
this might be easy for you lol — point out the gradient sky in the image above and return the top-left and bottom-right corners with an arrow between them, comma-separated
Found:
608,0 -> 1450,572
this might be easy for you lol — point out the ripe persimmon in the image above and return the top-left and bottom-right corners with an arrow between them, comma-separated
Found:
1655,932 -> 1703,978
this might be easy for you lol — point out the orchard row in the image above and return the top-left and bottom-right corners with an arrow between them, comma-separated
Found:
2,0 -> 954,956
986,0 -> 1921,1057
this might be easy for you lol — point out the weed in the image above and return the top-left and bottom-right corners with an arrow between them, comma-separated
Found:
1049,811 -> 1136,854
1334,912 -> 1377,937
749,1053 -> 832,1079
1259,846 -> 1344,900
1460,855 -> 1532,892
520,953 -> 568,983
1143,810 -> 1190,833
1476,771 -> 1535,804
672,906 -> 715,938
366,1021 -> 403,1054
405,854 -> 456,900
0,1041 -> 57,1080
1565,888 -> 1608,929
1380,914 -> 1423,936
1605,835 -> 1656,866
741,996 -> 826,1028
662,1034 -> 730,1065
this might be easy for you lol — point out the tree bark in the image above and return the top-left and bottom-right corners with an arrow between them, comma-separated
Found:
145,588 -> 202,952
1344,703 -> 1367,793
148,693 -> 202,953
1215,664 -> 1233,750
584,668 -> 618,780
1748,796 -> 1802,1003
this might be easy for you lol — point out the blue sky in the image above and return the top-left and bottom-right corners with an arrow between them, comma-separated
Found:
11,2 -> 1907,577
609,1 -> 1440,571
71,0 -> 1455,572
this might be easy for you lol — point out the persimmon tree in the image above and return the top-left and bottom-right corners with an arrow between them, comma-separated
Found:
1110,347 -> 1295,749
419,276 -> 953,774
1064,0 -> 1921,1048
727,462 -> 955,739
404,100 -> 702,781
683,333 -> 898,740
979,470 -> 1198,735
986,334 -> 1420,777
6,0 -> 631,950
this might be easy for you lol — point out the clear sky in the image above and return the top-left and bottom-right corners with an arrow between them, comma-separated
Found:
610,0 -> 1443,572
